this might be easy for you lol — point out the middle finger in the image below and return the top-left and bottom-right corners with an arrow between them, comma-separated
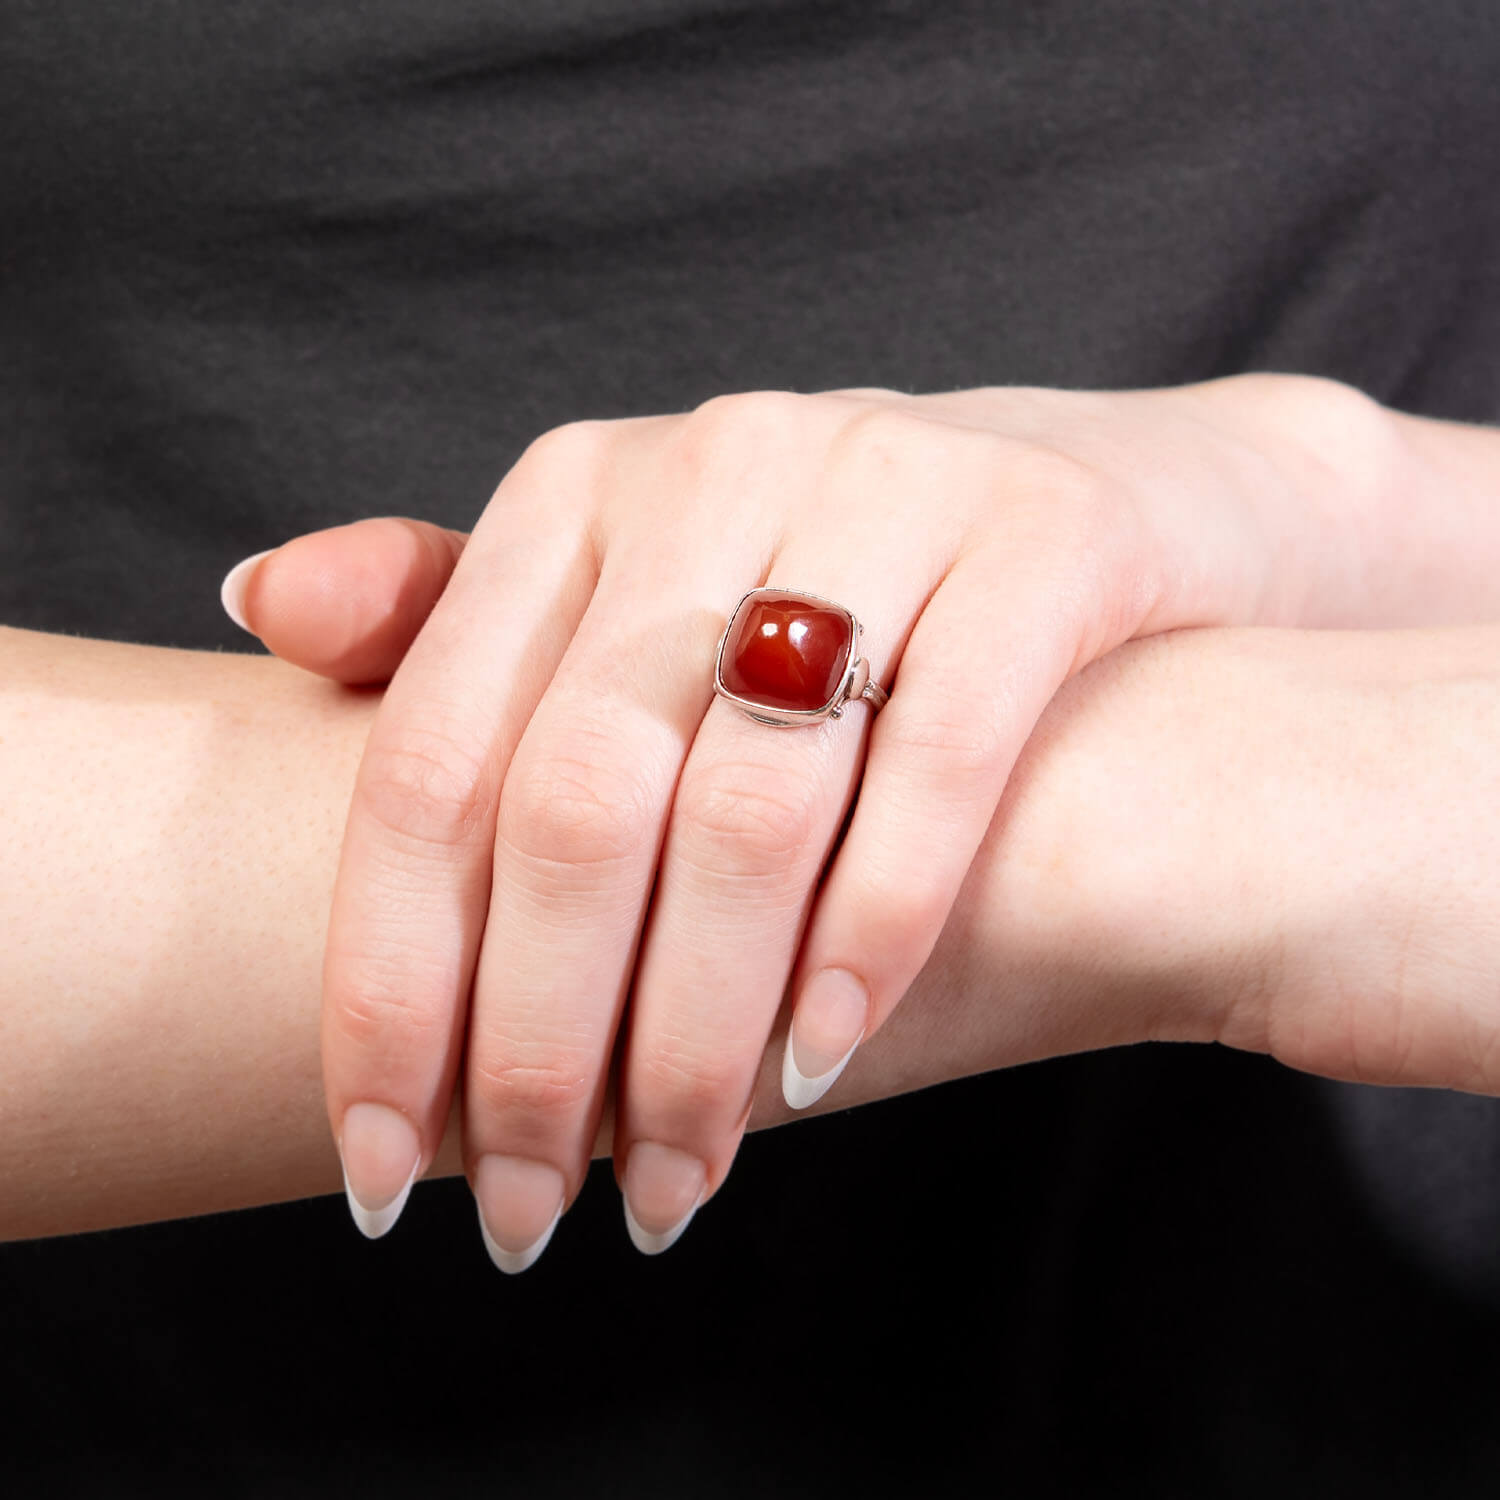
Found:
461,532 -> 755,1271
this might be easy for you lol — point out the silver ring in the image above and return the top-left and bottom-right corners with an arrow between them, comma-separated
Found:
712,585 -> 889,728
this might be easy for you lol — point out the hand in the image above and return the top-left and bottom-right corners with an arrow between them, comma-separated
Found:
222,556 -> 1500,1107
223,375 -> 1411,1266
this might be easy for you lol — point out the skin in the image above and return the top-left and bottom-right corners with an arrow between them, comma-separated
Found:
4,616 -> 1499,1247
221,372 -> 1500,1265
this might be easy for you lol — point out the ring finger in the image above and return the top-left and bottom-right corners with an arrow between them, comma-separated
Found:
614,523 -> 950,1252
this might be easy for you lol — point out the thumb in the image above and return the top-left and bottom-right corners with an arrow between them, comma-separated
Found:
220,517 -> 469,685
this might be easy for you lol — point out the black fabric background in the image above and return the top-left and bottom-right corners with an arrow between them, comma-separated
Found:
3,1 -> 1500,1492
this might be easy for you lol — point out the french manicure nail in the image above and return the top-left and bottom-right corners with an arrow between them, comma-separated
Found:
782,967 -> 868,1110
474,1154 -> 566,1275
219,548 -> 277,633
339,1101 -> 422,1239
622,1141 -> 706,1256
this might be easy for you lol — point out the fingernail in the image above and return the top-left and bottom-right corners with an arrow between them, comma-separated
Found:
783,968 -> 868,1110
622,1141 -> 706,1256
338,1101 -> 422,1239
474,1154 -> 566,1275
219,548 -> 277,633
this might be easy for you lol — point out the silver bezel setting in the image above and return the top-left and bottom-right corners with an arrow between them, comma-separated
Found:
712,586 -> 866,728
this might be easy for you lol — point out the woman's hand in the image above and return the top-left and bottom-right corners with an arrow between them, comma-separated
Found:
222,375 -> 1426,1267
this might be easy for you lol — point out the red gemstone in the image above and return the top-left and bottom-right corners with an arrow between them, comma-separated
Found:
719,590 -> 854,714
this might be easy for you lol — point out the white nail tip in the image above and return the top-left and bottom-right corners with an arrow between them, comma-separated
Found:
219,548 -> 275,633
781,1033 -> 862,1111
477,1202 -> 561,1275
342,1158 -> 419,1240
623,1196 -> 698,1256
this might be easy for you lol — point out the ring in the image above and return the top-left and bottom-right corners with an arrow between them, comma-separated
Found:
712,586 -> 889,727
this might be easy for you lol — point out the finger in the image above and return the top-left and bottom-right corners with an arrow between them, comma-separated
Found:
221,517 -> 468,684
612,588 -> 895,1253
460,544 -> 750,1272
323,426 -> 605,1237
615,503 -> 949,1252
782,506 -> 1112,1111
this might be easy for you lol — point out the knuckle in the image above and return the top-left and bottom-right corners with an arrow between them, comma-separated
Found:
327,969 -> 445,1057
689,387 -> 803,438
819,384 -> 906,403
675,763 -> 821,870
511,417 -> 609,484
486,420 -> 609,544
830,401 -> 938,475
981,441 -> 1129,652
674,389 -> 805,478
358,717 -> 500,852
470,1046 -> 595,1122
500,728 -> 660,873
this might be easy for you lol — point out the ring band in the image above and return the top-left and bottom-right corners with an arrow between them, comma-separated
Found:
712,586 -> 889,727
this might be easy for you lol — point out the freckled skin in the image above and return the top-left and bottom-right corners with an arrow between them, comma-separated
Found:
719,591 -> 854,712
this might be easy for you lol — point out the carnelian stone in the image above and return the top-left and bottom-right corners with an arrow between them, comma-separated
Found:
720,590 -> 853,714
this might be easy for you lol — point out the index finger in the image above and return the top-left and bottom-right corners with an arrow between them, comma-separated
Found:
323,425 -> 605,1235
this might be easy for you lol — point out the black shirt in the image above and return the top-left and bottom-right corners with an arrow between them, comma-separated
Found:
3,2 -> 1499,1492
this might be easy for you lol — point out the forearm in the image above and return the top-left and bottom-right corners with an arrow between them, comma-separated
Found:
1,628 -> 377,1237
4,619 -> 1499,1242
0,624 -> 956,1239
956,619 -> 1500,1093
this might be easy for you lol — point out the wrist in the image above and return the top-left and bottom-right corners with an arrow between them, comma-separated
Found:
911,621 -> 1500,1099
1174,371 -> 1397,627
1187,370 -> 1500,628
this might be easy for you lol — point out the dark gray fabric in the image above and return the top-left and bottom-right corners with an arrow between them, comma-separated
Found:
3,1 -> 1499,1492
